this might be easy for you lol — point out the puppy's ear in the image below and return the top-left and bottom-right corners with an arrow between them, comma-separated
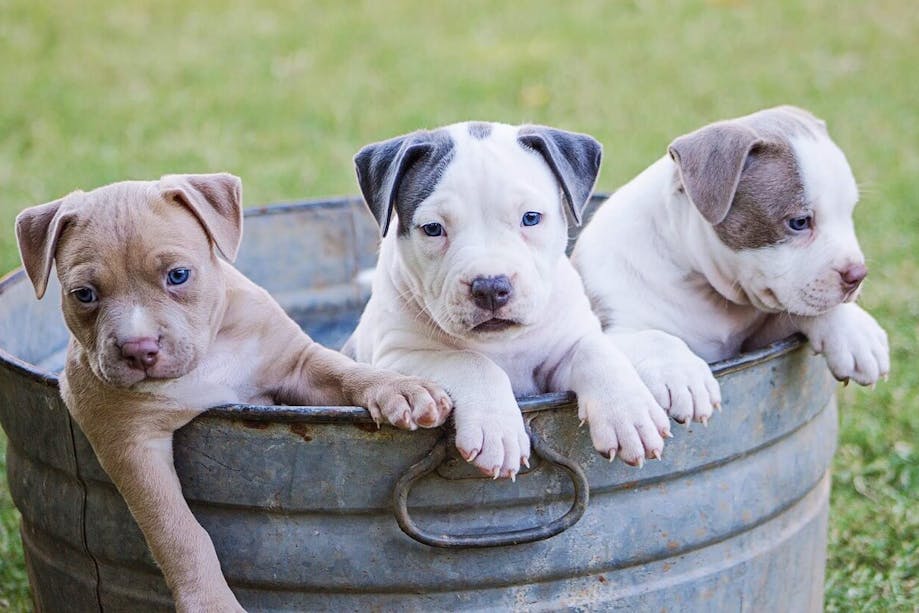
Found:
160,173 -> 243,262
15,193 -> 80,300
354,132 -> 440,237
517,126 -> 603,226
668,123 -> 762,225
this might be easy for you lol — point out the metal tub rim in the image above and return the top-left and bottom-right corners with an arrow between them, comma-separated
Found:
0,194 -> 806,424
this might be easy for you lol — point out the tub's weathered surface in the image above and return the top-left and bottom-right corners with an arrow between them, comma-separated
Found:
0,196 -> 836,612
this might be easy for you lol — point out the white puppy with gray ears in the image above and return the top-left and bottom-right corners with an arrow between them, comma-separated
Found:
345,121 -> 672,478
572,106 -> 889,425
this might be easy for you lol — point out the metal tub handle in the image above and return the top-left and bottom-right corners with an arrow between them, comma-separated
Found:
391,426 -> 590,548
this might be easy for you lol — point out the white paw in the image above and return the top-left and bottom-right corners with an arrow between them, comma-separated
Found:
579,378 -> 671,468
636,351 -> 721,426
805,306 -> 890,386
454,402 -> 531,480
617,330 -> 721,426
364,376 -> 454,430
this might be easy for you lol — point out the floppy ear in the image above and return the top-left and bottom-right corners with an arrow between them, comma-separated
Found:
354,133 -> 437,237
517,126 -> 603,226
15,193 -> 81,300
668,122 -> 762,225
160,173 -> 243,262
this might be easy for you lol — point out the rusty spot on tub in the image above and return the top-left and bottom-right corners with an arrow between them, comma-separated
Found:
242,420 -> 270,430
289,423 -> 313,442
353,421 -> 380,433
597,575 -> 607,583
667,540 -> 680,551
662,562 -> 673,572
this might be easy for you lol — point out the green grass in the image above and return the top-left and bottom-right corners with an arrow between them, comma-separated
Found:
1,0 -> 916,610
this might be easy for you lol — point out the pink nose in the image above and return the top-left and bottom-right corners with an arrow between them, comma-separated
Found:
840,263 -> 868,291
120,337 -> 160,369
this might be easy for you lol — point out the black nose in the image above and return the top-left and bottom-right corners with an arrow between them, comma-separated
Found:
471,275 -> 513,311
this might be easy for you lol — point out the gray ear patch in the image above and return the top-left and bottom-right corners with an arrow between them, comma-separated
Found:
516,125 -> 603,226
354,130 -> 455,237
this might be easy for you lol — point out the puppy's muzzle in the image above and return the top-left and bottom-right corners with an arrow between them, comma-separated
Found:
120,337 -> 160,370
471,275 -> 513,312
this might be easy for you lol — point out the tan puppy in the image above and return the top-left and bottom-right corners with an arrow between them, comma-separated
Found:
15,174 -> 452,612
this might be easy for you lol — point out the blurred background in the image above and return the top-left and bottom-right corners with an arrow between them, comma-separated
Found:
0,1 -> 915,610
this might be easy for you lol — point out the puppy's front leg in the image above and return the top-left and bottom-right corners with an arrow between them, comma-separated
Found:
80,415 -> 245,612
273,332 -> 453,430
608,329 -> 721,426
382,349 -> 530,479
558,333 -> 671,466
792,303 -> 890,386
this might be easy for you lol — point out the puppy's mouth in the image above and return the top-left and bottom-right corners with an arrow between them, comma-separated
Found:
471,318 -> 519,333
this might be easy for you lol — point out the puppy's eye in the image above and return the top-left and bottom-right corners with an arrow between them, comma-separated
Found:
521,211 -> 542,227
421,223 -> 444,237
787,215 -> 812,232
167,268 -> 191,285
71,287 -> 97,303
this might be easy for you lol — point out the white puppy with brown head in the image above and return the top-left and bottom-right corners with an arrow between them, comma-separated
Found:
572,106 -> 889,425
15,174 -> 452,612
346,122 -> 672,479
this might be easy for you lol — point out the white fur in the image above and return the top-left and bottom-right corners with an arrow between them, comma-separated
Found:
572,115 -> 889,423
351,122 -> 671,477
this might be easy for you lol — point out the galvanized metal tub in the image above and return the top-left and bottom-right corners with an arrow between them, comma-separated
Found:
0,196 -> 836,612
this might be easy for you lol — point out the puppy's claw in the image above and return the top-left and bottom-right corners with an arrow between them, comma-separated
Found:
579,418 -> 587,429
492,467 -> 500,480
652,449 -> 662,461
869,382 -> 876,390
882,373 -> 889,382
700,416 -> 709,427
461,448 -> 479,463
510,471 -> 517,483
842,377 -> 850,387
713,401 -> 722,412
662,429 -> 673,439
522,456 -> 530,469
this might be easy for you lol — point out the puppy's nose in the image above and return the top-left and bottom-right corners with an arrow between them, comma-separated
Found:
840,263 -> 868,291
120,337 -> 160,369
471,275 -> 513,311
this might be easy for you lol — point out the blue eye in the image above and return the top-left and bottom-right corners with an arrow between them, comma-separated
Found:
787,215 -> 812,232
421,223 -> 444,237
72,287 -> 97,303
167,268 -> 190,285
521,212 -> 542,227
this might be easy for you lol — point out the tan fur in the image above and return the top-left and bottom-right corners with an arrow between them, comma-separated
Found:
16,174 -> 452,612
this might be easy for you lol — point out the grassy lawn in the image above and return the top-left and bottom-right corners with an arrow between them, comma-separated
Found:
0,0 -> 915,610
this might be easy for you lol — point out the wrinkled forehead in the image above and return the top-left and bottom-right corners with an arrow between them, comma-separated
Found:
56,182 -> 211,265
394,122 -> 559,232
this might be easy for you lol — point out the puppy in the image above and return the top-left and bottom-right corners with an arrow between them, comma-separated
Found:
344,122 -> 671,479
15,174 -> 452,612
572,106 -> 889,425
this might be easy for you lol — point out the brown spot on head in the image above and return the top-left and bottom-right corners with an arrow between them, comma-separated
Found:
713,140 -> 807,250
669,106 -> 823,251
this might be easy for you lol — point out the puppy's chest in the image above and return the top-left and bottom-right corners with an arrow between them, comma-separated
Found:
159,339 -> 264,409
484,346 -> 556,396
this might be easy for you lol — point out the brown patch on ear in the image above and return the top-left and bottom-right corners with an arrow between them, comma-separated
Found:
713,141 -> 807,250
15,192 -> 82,299
668,122 -> 762,225
160,173 -> 243,262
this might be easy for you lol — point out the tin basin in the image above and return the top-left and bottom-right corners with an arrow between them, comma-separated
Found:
0,195 -> 836,611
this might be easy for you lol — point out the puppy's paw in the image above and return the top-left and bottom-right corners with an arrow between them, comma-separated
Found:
804,306 -> 890,386
637,352 -> 721,426
363,376 -> 453,430
580,381 -> 671,468
618,330 -> 721,425
455,404 -> 531,480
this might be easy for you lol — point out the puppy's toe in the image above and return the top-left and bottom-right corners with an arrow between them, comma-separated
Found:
380,394 -> 416,430
456,424 -> 485,463
404,386 -> 447,428
667,385 -> 694,425
688,381 -> 714,423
